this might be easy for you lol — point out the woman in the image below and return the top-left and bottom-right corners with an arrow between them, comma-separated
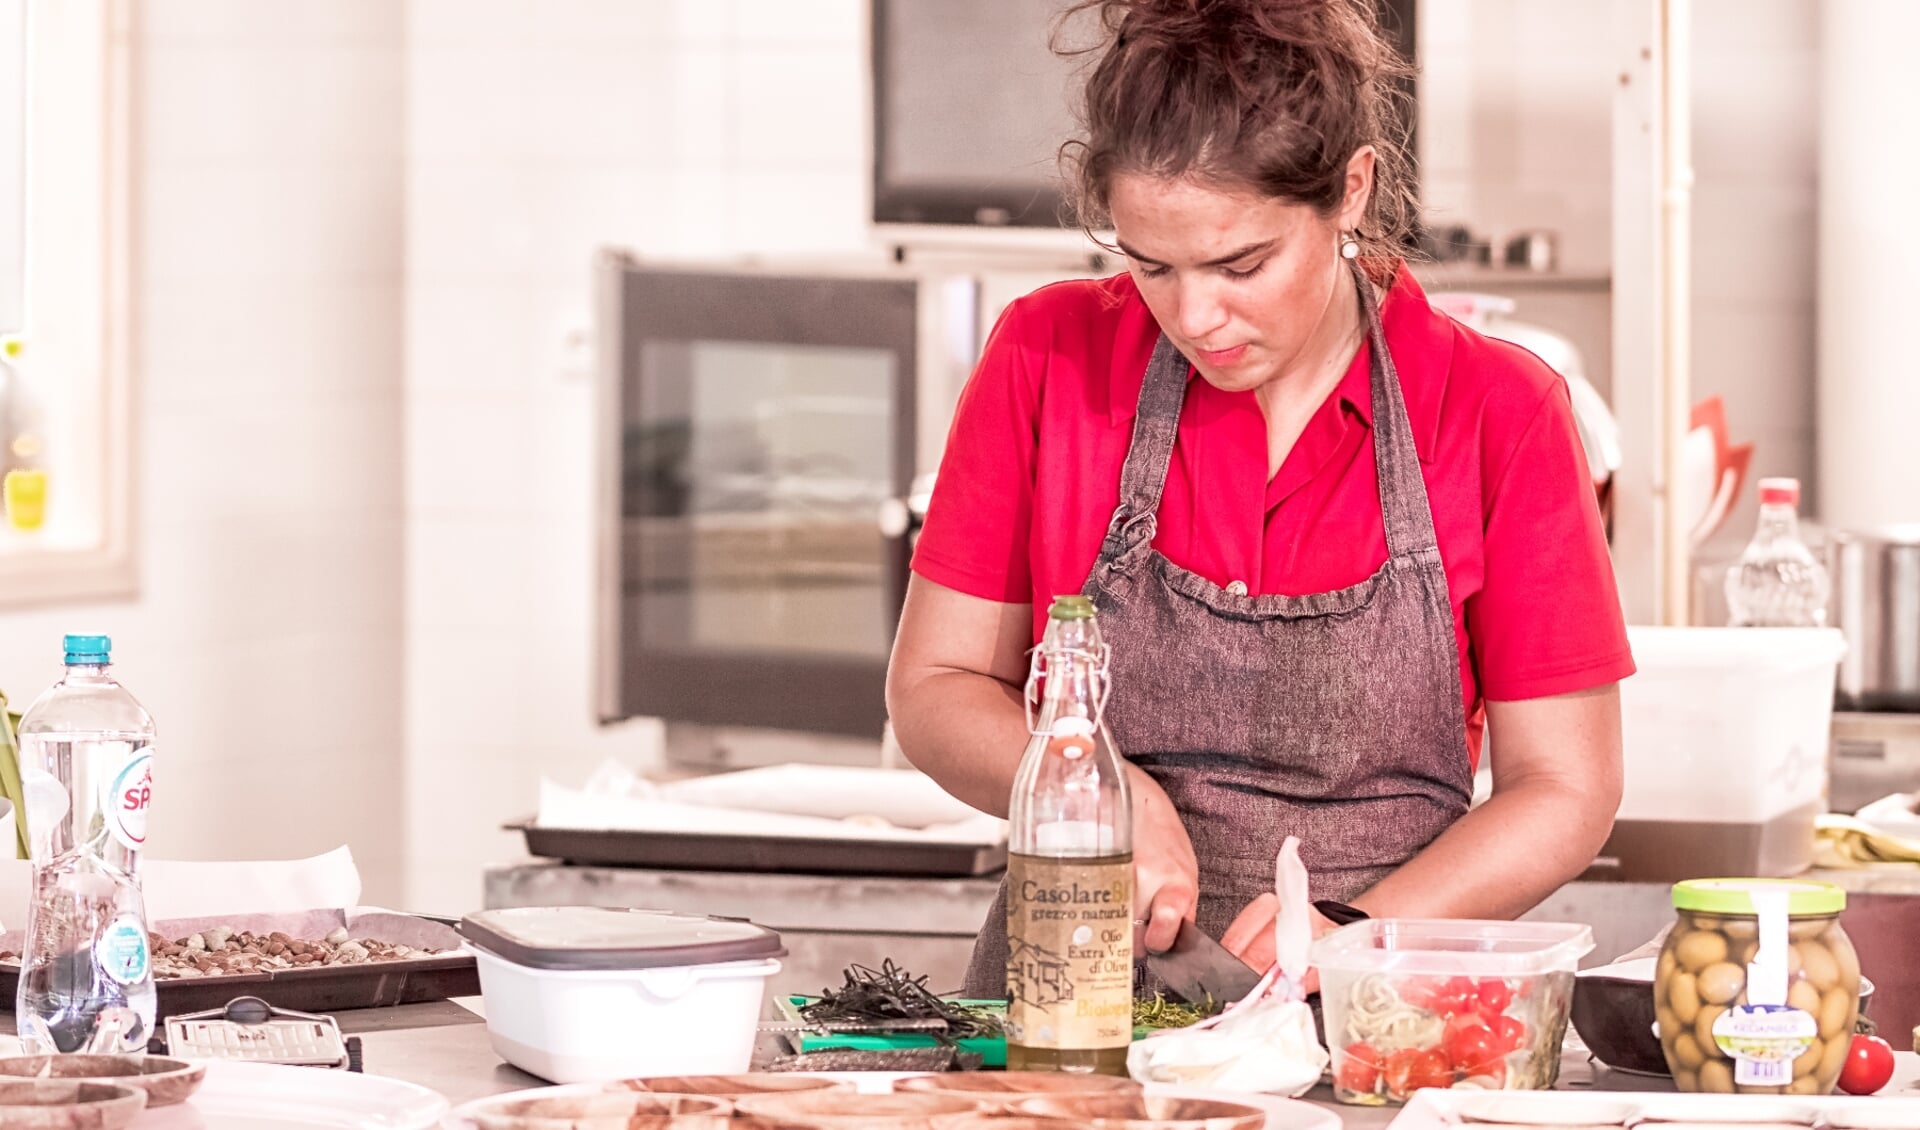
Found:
885,0 -> 1630,996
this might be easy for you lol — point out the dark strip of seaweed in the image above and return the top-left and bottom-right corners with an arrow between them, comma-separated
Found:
798,959 -> 1002,1044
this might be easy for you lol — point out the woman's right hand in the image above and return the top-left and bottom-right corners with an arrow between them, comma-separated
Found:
1128,764 -> 1198,955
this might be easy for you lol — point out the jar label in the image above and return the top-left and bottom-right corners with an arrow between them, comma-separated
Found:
1713,1003 -> 1817,1086
96,915 -> 150,985
102,752 -> 153,852
1005,853 -> 1133,1050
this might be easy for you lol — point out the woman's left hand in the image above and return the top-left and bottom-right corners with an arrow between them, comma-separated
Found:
1220,893 -> 1336,993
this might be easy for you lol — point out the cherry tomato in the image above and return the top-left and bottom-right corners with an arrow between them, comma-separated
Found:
1444,1015 -> 1500,1074
1488,1014 -> 1528,1057
1837,1034 -> 1895,1096
1474,978 -> 1513,1018
1336,1041 -> 1382,1095
1405,1049 -> 1454,1095
1384,1049 -> 1453,1099
1436,976 -> 1477,1017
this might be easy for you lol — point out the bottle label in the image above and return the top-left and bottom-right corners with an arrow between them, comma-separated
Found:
96,915 -> 150,985
1712,1004 -> 1817,1086
1005,854 -> 1133,1050
102,752 -> 153,852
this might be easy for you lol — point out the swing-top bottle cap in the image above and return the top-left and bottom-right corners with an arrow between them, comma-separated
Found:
1047,595 -> 1096,621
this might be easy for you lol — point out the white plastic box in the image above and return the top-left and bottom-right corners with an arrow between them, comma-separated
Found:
463,906 -> 784,1084
1608,626 -> 1847,878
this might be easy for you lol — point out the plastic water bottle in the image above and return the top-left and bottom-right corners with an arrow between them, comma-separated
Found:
1724,478 -> 1829,628
14,634 -> 157,1054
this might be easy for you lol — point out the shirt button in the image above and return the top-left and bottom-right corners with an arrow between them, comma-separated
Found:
1226,580 -> 1248,596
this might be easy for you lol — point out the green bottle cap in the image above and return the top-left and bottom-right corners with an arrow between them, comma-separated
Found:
1047,595 -> 1096,621
1671,877 -> 1845,917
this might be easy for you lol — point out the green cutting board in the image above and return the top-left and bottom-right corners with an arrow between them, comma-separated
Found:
779,995 -> 1010,1067
778,996 -> 1164,1066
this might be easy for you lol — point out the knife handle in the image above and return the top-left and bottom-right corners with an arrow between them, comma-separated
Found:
1313,899 -> 1370,927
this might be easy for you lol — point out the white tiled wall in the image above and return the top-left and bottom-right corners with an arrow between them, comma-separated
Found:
1419,0 -> 1819,556
0,1 -> 407,901
402,0 -> 868,914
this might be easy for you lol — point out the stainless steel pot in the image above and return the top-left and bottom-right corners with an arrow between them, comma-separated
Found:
1829,526 -> 1920,711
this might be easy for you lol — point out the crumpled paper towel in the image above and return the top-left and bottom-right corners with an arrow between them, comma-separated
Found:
1127,836 -> 1330,1095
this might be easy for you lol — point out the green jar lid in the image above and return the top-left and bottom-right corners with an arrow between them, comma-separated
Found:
1671,877 -> 1846,917
1048,595 -> 1096,621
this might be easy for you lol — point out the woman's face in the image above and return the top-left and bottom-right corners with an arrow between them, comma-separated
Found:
1107,168 -> 1364,395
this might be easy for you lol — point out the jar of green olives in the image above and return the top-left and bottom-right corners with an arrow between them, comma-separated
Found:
1655,878 -> 1860,1096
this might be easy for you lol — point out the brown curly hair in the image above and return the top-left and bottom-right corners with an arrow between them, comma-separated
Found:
1056,0 -> 1417,260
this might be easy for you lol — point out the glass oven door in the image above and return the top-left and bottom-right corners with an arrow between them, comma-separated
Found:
597,260 -> 918,739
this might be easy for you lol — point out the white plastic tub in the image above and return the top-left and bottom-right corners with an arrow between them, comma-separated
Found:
1619,627 -> 1846,824
462,906 -> 784,1085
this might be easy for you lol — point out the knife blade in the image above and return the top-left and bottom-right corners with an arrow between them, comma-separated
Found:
1142,918 -> 1263,1006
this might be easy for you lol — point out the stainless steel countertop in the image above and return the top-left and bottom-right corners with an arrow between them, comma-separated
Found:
343,1000 -> 1920,1130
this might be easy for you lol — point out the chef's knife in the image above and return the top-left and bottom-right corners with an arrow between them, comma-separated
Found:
1143,918 -> 1263,1005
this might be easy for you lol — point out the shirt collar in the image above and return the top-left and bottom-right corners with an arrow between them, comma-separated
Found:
1105,261 -> 1453,465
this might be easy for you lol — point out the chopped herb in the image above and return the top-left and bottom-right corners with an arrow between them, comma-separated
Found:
1132,992 -> 1218,1030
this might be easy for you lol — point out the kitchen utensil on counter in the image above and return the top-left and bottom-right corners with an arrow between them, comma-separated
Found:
1828,526 -> 1920,712
1503,229 -> 1560,272
460,906 -> 785,1084
1143,918 -> 1262,1005
164,996 -> 355,1069
1605,627 -> 1846,881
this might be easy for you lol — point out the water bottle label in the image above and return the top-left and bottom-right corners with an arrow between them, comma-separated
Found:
96,916 -> 150,985
102,752 -> 153,851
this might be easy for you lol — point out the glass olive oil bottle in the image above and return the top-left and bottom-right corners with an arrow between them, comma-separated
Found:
1005,595 -> 1134,1075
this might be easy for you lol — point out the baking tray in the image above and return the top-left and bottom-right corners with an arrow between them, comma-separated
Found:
0,910 -> 479,1023
509,820 -> 1008,877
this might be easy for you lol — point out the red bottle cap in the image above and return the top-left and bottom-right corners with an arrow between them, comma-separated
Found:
1757,477 -> 1800,507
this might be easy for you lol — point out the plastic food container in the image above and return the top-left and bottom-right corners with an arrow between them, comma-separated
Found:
1611,627 -> 1846,880
461,906 -> 785,1084
1655,878 -> 1860,1096
1310,918 -> 1594,1105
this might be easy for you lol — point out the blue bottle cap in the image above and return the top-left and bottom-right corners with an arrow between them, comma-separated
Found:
63,634 -> 112,665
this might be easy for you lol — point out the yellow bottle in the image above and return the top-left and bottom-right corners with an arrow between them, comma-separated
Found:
1,339 -> 46,532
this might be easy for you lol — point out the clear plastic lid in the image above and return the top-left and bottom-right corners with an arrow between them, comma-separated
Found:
461,906 -> 785,971
1309,918 -> 1594,978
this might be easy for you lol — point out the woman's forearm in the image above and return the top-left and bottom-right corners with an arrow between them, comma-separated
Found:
1350,778 -> 1613,920
888,669 -> 1031,817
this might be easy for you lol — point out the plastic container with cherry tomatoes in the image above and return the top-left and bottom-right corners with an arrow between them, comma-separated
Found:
1310,918 -> 1595,1106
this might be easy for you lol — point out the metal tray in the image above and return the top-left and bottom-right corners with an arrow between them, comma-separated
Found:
510,820 -> 1008,877
0,912 -> 480,1023
0,953 -> 479,1023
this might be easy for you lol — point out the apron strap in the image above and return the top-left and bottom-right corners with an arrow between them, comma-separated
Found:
1099,333 -> 1190,561
1352,259 -> 1440,559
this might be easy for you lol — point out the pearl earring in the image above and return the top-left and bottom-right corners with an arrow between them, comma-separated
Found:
1339,232 -> 1361,260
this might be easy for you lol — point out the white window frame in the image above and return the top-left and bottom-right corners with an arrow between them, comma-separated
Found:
0,0 -> 135,606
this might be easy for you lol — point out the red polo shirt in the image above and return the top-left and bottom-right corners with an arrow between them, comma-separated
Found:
911,266 -> 1635,766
